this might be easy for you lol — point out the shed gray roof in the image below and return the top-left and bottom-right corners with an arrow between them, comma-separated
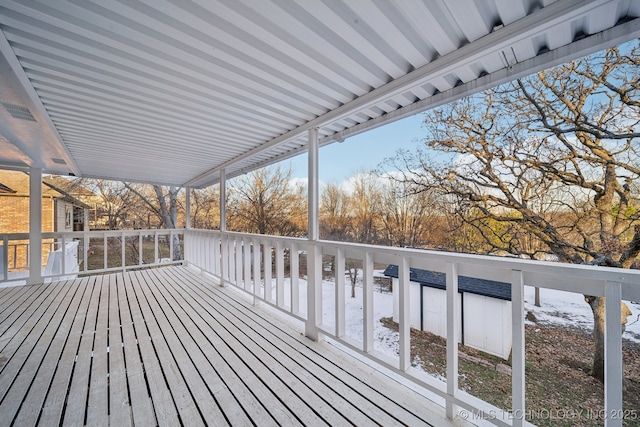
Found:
383,264 -> 511,301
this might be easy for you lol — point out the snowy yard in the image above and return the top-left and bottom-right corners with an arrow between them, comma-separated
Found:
283,271 -> 640,366
524,286 -> 640,344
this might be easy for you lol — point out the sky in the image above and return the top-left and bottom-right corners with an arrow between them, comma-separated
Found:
286,113 -> 426,184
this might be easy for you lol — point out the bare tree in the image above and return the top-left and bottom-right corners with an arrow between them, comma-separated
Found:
227,165 -> 306,236
387,42 -> 640,381
378,177 -> 439,248
349,172 -> 382,244
82,179 -> 135,230
190,186 -> 220,229
125,184 -> 183,260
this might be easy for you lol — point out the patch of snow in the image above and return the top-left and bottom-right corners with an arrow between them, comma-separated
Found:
524,286 -> 640,344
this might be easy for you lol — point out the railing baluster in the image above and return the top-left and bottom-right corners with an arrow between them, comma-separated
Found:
398,256 -> 410,371
511,269 -> 525,427
103,234 -> 108,270
290,242 -> 299,315
363,251 -> 374,353
138,233 -> 143,266
228,237 -> 235,283
605,281 -> 623,427
220,234 -> 228,286
252,238 -> 261,302
445,262 -> 459,419
263,240 -> 272,303
235,236 -> 242,287
61,235 -> 67,276
334,247 -> 345,338
276,240 -> 284,307
83,233 -> 88,273
2,235 -> 8,279
121,231 -> 126,272
169,230 -> 174,261
243,238 -> 251,292
213,233 -> 220,276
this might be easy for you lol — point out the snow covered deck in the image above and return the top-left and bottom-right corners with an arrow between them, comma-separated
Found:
0,266 -> 457,426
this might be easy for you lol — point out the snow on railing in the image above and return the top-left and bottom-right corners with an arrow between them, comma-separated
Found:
184,228 -> 640,427
0,229 -> 184,285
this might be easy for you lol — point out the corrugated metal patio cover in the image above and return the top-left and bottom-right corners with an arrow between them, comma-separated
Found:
0,0 -> 638,187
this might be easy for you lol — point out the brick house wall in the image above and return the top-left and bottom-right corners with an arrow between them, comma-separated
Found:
0,195 -> 55,269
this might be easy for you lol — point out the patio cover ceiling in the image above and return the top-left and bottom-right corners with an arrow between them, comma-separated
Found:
0,1 -> 639,189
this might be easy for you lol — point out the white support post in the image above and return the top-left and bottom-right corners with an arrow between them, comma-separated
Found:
290,242 -> 299,315
305,127 -> 321,340
334,247 -> 345,338
28,168 -> 42,285
363,251 -> 374,352
220,169 -> 226,232
445,262 -> 459,419
511,270 -> 526,427
399,256 -> 411,371
276,240 -> 284,307
305,244 -> 322,341
605,281 -> 623,427
308,127 -> 319,241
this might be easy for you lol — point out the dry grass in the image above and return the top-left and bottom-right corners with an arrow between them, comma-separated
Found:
380,318 -> 640,426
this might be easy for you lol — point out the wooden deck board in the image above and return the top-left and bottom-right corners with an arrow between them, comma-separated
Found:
121,271 -> 181,427
40,277 -> 96,425
12,277 -> 89,427
0,279 -> 82,425
163,267 -> 434,427
0,266 -> 457,427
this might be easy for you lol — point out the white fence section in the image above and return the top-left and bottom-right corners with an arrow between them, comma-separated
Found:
0,229 -> 184,284
185,229 -> 640,427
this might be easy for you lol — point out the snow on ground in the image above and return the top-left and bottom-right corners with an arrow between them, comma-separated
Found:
286,272 -> 640,362
524,286 -> 640,344
284,271 -> 400,360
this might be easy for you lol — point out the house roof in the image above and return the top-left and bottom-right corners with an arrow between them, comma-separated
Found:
0,169 -> 60,197
0,169 -> 90,208
383,264 -> 511,301
0,1 -> 638,188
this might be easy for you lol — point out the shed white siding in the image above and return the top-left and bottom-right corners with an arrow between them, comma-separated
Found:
463,293 -> 512,359
392,278 -> 512,359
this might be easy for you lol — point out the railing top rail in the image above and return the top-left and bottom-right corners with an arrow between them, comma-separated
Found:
184,228 -> 640,288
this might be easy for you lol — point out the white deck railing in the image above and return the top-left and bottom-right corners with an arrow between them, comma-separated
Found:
184,228 -> 640,427
0,229 -> 184,284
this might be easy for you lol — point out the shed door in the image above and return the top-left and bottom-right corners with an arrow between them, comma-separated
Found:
463,293 -> 512,359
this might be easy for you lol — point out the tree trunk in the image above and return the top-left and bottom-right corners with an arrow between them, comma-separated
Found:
534,287 -> 541,307
585,295 -> 632,382
586,296 -> 606,382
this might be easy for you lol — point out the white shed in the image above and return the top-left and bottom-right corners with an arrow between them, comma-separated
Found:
384,265 -> 512,360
